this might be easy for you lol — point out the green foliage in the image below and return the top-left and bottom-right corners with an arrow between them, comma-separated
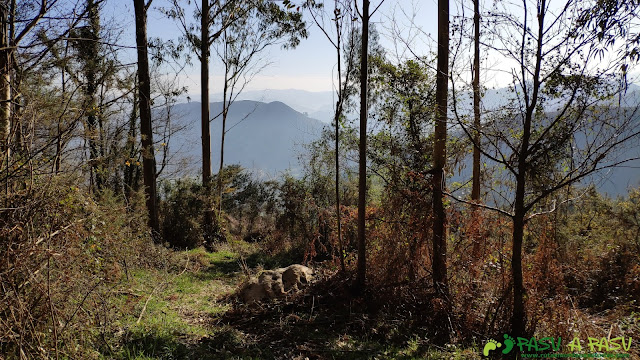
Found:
216,164 -> 278,235
160,178 -> 207,249
618,187 -> 640,251
552,187 -> 640,310
368,57 -> 435,180
253,0 -> 309,49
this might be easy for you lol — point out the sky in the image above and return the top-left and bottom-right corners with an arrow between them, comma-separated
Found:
104,0 -> 440,95
103,0 -> 640,98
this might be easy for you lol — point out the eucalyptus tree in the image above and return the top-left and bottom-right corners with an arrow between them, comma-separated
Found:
214,0 -> 307,219
163,0 -> 245,238
164,0 -> 306,241
134,0 -> 159,234
471,0 -> 481,203
432,0 -> 449,299
355,0 -> 370,291
305,0 -> 358,272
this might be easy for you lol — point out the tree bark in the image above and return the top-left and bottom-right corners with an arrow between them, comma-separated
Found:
0,2 -> 10,171
471,0 -> 481,203
201,0 -> 211,187
133,0 -> 159,235
217,48 -> 228,219
511,202 -> 526,338
512,118 -> 531,337
355,0 -> 370,291
84,0 -> 103,191
432,0 -> 449,297
201,0 -> 217,242
335,11 -> 345,273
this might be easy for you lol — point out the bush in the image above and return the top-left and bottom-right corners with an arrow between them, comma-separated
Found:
160,178 -> 208,249
0,175 -> 161,358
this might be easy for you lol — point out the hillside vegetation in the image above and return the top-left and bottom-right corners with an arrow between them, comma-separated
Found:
1,0 -> 640,359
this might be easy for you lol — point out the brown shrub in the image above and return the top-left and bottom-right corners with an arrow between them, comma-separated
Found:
0,176 -> 163,358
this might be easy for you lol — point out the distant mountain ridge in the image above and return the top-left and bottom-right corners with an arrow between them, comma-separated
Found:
166,100 -> 325,178
210,89 -> 335,123
168,89 -> 638,196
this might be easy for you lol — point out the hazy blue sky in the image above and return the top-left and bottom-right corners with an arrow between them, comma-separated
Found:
104,0 -> 638,97
104,0 -> 440,94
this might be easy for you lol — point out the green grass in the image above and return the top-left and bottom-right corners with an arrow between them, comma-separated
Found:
99,246 -> 245,359
97,243 -> 482,359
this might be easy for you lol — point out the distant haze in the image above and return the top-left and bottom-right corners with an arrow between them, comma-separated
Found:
166,99 -> 326,179
210,89 -> 335,123
168,88 -> 639,196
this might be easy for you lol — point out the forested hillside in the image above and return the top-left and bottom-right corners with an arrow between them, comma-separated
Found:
168,100 -> 325,177
1,0 -> 640,359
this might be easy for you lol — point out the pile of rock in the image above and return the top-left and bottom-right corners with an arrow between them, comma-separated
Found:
240,264 -> 314,304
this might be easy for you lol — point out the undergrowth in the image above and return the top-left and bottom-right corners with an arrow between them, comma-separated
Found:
1,173 -> 638,359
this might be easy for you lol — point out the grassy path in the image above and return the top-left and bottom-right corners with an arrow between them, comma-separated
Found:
103,246 -> 480,360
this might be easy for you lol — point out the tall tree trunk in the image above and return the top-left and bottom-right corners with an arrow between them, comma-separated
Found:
133,0 -> 159,235
471,0 -> 481,203
0,2 -> 10,173
512,132 -> 530,338
470,0 -> 483,263
201,0 -> 217,241
511,0 -> 546,338
511,196 -> 526,338
355,0 -> 369,291
432,0 -> 449,297
201,0 -> 211,187
84,0 -> 103,191
217,52 -> 228,219
335,12 -> 345,273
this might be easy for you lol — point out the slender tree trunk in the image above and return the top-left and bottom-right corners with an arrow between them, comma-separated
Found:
201,0 -> 217,242
201,0 -> 211,187
217,107 -> 226,217
355,0 -> 369,291
512,119 -> 531,337
217,53 -> 228,219
470,0 -> 483,262
471,0 -> 481,203
0,2 -> 10,172
85,0 -> 103,191
511,197 -> 526,338
133,0 -> 159,235
335,12 -> 345,273
432,0 -> 449,297
511,0 -> 546,338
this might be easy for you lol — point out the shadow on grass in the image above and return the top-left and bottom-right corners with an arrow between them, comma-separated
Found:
112,327 -> 274,360
242,247 -> 305,269
194,246 -> 306,282
112,332 -> 190,359
210,272 -> 451,359
109,269 -> 472,360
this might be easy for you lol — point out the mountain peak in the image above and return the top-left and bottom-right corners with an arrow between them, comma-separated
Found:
168,99 -> 325,177
267,100 -> 291,109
